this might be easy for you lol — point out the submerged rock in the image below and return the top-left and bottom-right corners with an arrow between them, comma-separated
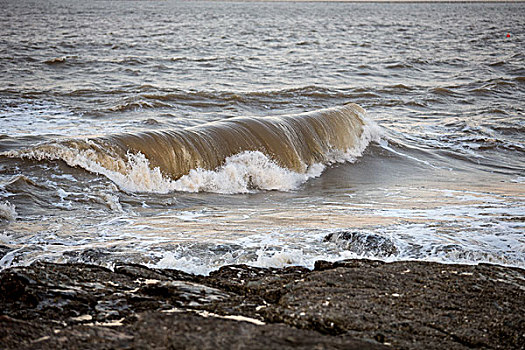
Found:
324,231 -> 399,257
0,259 -> 523,349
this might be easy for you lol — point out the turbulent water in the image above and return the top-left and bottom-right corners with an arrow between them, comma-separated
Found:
1,0 -> 524,274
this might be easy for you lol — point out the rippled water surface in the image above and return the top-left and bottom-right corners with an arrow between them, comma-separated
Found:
1,0 -> 524,274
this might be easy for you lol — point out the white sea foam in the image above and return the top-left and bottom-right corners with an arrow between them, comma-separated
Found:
253,247 -> 319,269
148,222 -> 524,276
0,99 -> 125,137
171,151 -> 325,194
0,201 -> 17,222
326,112 -> 382,164
3,145 -> 170,193
155,254 -> 218,276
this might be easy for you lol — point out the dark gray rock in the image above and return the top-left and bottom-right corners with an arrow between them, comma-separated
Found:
0,245 -> 11,260
324,231 -> 399,257
1,259 -> 523,349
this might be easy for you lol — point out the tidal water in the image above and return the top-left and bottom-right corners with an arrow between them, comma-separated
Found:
1,0 -> 524,274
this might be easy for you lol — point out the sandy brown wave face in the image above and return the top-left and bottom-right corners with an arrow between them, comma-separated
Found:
2,104 -> 374,193
106,103 -> 366,178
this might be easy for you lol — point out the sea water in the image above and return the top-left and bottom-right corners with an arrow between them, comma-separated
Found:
0,0 -> 524,274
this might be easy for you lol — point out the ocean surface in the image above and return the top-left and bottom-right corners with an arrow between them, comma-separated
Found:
1,0 -> 524,274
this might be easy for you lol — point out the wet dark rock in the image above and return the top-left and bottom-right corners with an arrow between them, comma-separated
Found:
324,231 -> 399,257
0,245 -> 11,260
114,262 -> 195,281
1,259 -> 524,349
62,248 -> 113,264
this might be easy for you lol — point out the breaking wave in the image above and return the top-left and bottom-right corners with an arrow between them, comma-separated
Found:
1,104 -> 381,193
0,201 -> 17,223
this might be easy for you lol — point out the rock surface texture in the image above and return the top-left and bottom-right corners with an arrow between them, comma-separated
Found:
1,259 -> 523,349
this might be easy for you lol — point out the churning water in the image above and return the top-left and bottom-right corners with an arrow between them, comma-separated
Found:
0,0 -> 524,274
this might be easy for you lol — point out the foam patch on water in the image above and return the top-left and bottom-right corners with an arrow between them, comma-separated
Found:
0,201 -> 17,222
152,240 -> 358,276
0,99 -> 124,137
148,223 -> 524,276
0,100 -> 76,137
1,196 -> 523,274
2,143 -> 167,193
155,254 -> 221,276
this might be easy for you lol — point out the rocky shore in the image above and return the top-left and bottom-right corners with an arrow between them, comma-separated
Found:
1,258 -> 524,349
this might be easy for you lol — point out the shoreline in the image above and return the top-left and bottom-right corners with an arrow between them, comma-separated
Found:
1,258 -> 523,349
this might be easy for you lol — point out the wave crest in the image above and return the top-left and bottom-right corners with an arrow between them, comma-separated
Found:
2,104 -> 381,193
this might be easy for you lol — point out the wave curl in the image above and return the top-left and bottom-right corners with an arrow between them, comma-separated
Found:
2,104 -> 381,193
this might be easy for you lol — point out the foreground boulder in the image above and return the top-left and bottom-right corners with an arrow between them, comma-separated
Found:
0,259 -> 523,349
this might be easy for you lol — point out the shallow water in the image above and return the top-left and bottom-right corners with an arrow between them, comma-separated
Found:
1,0 -> 524,274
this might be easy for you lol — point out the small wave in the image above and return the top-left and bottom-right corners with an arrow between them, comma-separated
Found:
140,86 -> 351,106
468,78 -> 517,94
0,174 -> 41,189
170,56 -> 220,63
488,61 -> 506,67
142,118 -> 161,125
108,99 -> 171,112
375,84 -> 414,95
430,87 -> 456,96
0,98 -> 126,138
0,201 -> 17,223
2,104 -> 381,194
485,109 -> 509,115
378,139 -> 438,168
385,63 -> 412,69
44,57 -> 67,65
388,84 -> 413,90
64,85 -> 381,112
408,58 -> 430,65
437,120 -> 525,154
121,57 -> 147,65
